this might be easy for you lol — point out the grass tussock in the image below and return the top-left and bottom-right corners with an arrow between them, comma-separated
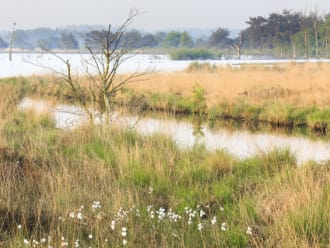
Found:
250,164 -> 329,247
0,82 -> 329,247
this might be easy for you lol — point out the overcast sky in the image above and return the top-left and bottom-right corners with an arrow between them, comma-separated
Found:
1,0 -> 330,31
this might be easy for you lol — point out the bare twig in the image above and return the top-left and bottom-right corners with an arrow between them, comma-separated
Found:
35,9 -> 145,125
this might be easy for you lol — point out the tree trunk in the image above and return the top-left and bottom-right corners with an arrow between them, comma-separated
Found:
326,32 -> 329,59
313,20 -> 319,58
103,91 -> 111,125
237,46 -> 241,59
304,29 -> 309,59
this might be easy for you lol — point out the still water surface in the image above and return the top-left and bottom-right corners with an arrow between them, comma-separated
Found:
2,53 -> 329,78
19,98 -> 330,165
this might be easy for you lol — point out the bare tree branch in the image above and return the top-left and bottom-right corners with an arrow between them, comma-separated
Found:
35,9 -> 145,124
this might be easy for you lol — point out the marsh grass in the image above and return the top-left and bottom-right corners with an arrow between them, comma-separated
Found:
0,72 -> 329,247
249,164 -> 330,247
112,62 -> 330,131
3,63 -> 330,131
125,62 -> 330,107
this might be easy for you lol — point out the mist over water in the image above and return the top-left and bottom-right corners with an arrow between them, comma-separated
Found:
2,53 -> 328,78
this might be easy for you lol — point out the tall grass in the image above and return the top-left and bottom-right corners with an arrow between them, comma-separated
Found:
114,63 -> 330,131
248,163 -> 329,247
0,81 -> 329,247
126,62 -> 330,108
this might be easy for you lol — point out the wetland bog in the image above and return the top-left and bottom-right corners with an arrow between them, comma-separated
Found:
0,62 -> 329,247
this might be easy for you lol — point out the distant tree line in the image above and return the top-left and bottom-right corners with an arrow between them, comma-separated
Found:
204,9 -> 330,58
0,9 -> 329,58
0,28 -> 80,50
240,9 -> 330,58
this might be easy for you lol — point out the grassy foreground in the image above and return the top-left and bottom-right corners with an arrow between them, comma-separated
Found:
0,80 -> 329,247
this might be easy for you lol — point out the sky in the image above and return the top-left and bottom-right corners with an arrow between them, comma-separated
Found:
1,0 -> 330,31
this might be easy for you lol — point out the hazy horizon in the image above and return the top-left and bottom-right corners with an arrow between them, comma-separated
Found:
1,0 -> 330,31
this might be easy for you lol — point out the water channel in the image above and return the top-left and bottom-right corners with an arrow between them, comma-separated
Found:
19,98 -> 330,165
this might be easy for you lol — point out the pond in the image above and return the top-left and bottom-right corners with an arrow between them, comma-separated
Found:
19,98 -> 330,165
1,53 -> 329,78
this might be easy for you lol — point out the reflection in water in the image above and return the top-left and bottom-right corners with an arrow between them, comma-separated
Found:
19,98 -> 330,165
3,53 -> 330,78
132,117 -> 330,165
208,117 -> 328,140
192,116 -> 205,141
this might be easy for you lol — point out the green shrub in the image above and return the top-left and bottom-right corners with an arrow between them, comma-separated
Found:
192,83 -> 207,114
170,48 -> 216,60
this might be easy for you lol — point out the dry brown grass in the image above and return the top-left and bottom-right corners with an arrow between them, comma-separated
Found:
19,62 -> 330,109
250,165 -> 330,247
0,84 -> 21,115
125,63 -> 330,108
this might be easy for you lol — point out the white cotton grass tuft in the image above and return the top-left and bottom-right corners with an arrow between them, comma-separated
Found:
198,223 -> 204,231
199,209 -> 206,218
61,241 -> 68,247
111,220 -> 116,230
185,207 -> 197,225
77,212 -> 83,220
246,226 -> 253,235
221,222 -> 227,231
156,207 -> 166,221
211,216 -> 217,225
121,227 -> 127,237
18,201 -> 238,247
92,201 -> 101,211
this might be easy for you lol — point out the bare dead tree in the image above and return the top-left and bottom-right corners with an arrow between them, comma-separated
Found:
228,32 -> 244,59
38,9 -> 146,124
326,27 -> 329,59
9,22 -> 16,62
310,9 -> 320,58
299,11 -> 310,59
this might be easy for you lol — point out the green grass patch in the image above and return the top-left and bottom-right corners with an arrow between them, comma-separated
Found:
170,48 -> 216,60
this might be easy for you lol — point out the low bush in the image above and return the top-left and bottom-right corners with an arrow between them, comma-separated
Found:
170,48 -> 216,60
